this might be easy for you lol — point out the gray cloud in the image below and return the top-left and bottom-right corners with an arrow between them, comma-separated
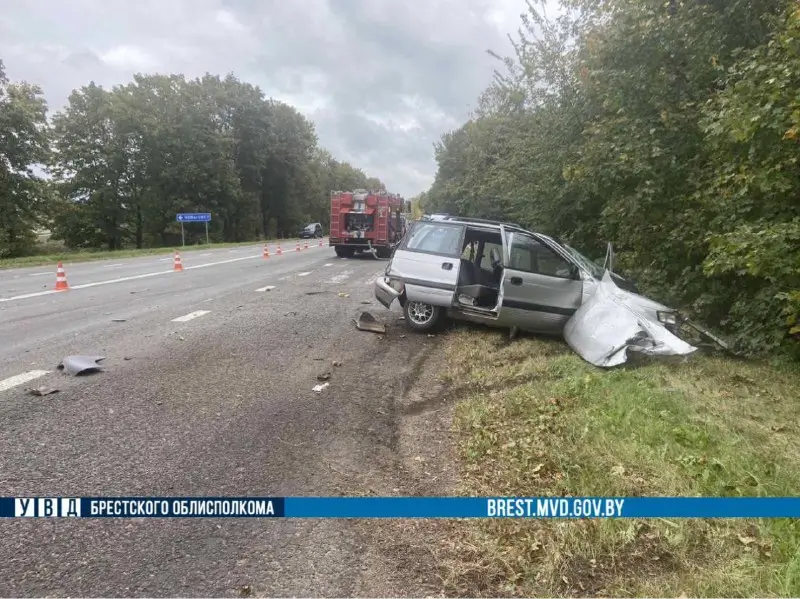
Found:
0,0 -> 537,196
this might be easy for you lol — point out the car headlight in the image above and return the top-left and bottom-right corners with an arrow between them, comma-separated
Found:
657,310 -> 678,326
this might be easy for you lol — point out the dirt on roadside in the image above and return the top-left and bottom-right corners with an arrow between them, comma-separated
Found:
350,344 -> 466,597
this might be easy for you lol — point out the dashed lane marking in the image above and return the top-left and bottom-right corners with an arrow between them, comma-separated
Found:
0,370 -> 50,392
102,263 -> 124,268
171,310 -> 211,323
256,285 -> 276,292
324,263 -> 333,267
297,271 -> 311,277
28,272 -> 51,277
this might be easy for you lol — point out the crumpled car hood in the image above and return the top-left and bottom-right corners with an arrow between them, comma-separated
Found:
564,272 -> 696,367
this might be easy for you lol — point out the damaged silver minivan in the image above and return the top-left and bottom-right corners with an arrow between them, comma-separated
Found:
373,217 -> 721,367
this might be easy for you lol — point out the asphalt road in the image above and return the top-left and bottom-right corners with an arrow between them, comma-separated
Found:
0,240 -> 436,596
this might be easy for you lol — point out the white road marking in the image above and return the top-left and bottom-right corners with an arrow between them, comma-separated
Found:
28,272 -> 51,277
0,289 -> 60,301
256,285 -> 276,292
297,271 -> 311,277
184,255 -> 259,270
328,269 -> 353,284
102,263 -> 124,268
158,258 -> 172,262
199,253 -> 212,257
0,254 -> 261,303
171,310 -> 211,322
324,263 -> 333,267
0,370 -> 50,392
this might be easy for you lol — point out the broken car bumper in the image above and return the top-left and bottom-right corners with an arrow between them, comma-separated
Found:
374,276 -> 400,309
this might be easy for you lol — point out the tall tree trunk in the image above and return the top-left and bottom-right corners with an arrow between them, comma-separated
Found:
135,204 -> 143,249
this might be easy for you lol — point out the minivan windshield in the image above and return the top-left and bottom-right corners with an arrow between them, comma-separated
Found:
563,244 -> 605,279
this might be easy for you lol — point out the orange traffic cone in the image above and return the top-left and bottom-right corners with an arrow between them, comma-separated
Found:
263,244 -> 270,259
276,243 -> 283,255
318,238 -> 323,247
55,262 -> 69,291
295,242 -> 301,252
174,251 -> 183,271
304,240 -> 309,250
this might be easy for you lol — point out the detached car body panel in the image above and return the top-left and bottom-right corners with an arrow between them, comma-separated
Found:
563,272 -> 697,367
374,217 -> 699,367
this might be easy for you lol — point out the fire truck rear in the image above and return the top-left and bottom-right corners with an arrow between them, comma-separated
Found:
329,189 -> 408,258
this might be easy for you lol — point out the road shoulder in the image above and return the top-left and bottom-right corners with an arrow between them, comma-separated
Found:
374,325 -> 800,597
353,338 -> 462,597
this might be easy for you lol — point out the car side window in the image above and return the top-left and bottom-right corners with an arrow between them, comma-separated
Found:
405,223 -> 463,256
506,233 -> 575,279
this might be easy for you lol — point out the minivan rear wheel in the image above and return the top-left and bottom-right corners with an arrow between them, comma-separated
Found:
404,300 -> 441,331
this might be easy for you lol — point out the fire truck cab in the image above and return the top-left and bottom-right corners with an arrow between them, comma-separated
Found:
329,189 -> 407,258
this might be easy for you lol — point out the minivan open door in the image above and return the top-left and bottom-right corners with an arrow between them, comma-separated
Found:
496,225 -> 584,334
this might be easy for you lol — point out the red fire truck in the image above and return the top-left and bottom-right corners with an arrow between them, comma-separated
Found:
329,189 -> 409,258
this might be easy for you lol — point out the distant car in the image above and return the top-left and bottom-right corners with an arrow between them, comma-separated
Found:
373,216 -> 715,367
299,223 -> 323,238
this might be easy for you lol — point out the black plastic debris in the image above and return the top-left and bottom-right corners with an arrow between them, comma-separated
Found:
58,355 -> 105,376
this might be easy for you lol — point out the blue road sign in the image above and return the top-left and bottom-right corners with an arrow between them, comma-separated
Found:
176,213 -> 211,222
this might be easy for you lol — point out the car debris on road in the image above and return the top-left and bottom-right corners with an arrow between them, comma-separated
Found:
58,355 -> 105,376
373,215 -> 727,367
353,311 -> 386,334
312,382 -> 330,393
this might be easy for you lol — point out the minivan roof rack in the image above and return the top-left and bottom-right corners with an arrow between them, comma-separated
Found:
441,215 -> 525,229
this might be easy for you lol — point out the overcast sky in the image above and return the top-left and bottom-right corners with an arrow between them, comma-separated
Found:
0,0 -> 539,197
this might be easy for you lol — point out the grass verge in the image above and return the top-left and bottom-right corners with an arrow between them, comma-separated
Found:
439,327 -> 800,597
0,239 -> 295,269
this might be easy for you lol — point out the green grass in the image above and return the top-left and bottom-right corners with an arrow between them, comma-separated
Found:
439,327 -> 800,597
0,239 -> 290,269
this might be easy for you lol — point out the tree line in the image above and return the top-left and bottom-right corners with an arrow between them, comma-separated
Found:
420,0 -> 800,357
0,62 -> 384,256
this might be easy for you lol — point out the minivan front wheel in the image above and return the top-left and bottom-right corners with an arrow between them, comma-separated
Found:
404,300 -> 441,331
